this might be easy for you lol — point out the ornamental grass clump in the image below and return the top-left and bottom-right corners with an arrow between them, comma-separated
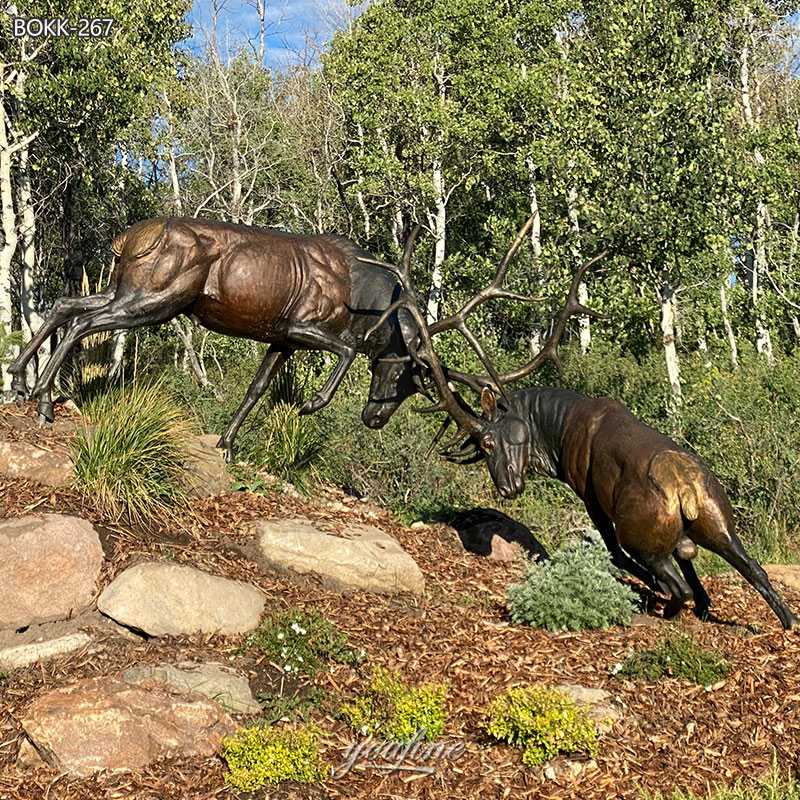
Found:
71,382 -> 193,523
486,685 -> 598,767
507,541 -> 638,631
246,609 -> 364,677
615,633 -> 730,685
340,666 -> 447,742
221,723 -> 325,791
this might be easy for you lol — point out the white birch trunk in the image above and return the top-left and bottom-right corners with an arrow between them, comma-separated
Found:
427,156 -> 446,323
660,282 -> 682,404
566,183 -> 590,353
740,23 -> 774,366
0,98 -> 18,392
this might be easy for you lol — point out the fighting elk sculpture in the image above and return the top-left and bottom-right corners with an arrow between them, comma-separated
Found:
7,217 -> 439,460
380,221 -> 797,630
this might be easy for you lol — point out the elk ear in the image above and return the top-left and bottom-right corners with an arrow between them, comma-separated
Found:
480,387 -> 499,421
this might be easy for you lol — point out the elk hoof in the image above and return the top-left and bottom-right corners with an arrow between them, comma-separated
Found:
36,399 -> 54,424
11,375 -> 27,402
216,437 -> 235,464
299,394 -> 327,415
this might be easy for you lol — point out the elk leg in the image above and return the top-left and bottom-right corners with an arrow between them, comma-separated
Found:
635,552 -> 693,618
6,289 -> 115,400
584,501 -> 660,590
31,296 -> 184,421
285,324 -> 357,414
700,532 -> 797,630
217,346 -> 292,463
675,556 -> 711,619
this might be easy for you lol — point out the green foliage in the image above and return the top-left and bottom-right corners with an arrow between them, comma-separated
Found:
507,541 -> 638,631
615,634 -> 730,686
250,401 -> 324,487
0,325 -> 23,369
649,763 -> 800,799
485,685 -> 598,767
340,667 -> 448,742
220,723 -> 325,791
246,609 -> 364,677
71,382 -> 193,523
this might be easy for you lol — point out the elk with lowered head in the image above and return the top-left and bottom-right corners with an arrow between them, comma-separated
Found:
378,219 -> 796,631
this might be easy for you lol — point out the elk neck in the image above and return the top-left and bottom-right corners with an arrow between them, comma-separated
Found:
508,387 -> 585,480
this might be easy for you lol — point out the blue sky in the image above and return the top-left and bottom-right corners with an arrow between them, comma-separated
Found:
187,0 -> 365,67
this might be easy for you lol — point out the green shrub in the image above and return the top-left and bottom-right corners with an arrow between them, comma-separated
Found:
507,541 -> 638,631
246,609 -> 363,676
340,666 -> 447,742
258,686 -> 327,724
615,633 -> 730,685
71,381 -> 193,522
249,401 -> 324,487
220,723 -> 325,791
486,685 -> 599,767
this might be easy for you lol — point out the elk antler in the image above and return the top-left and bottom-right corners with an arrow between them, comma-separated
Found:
363,225 -> 485,438
446,247 -> 608,392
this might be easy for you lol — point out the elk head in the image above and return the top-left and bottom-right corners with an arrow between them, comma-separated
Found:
371,215 -> 605,500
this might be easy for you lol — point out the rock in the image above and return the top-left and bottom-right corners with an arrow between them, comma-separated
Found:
0,515 -> 103,630
764,565 -> 800,593
97,562 -> 265,637
122,661 -> 260,714
410,521 -> 429,530
0,632 -> 92,670
554,684 -> 624,735
255,517 -> 425,595
447,508 -> 549,561
544,758 -> 598,781
488,535 -> 523,562
0,441 -> 73,486
20,674 -> 236,776
182,434 -> 231,498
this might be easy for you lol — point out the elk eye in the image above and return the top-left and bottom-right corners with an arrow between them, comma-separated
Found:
481,435 -> 495,452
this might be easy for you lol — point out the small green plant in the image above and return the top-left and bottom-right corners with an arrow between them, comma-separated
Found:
615,633 -> 730,685
506,541 -> 638,631
220,723 -> 325,791
246,609 -> 363,676
71,381 -> 193,522
486,685 -> 598,767
648,761 -> 800,798
258,686 -> 326,724
339,666 -> 447,742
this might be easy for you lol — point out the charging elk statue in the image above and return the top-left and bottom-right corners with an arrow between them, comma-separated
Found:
378,220 -> 797,631
7,217 -> 441,461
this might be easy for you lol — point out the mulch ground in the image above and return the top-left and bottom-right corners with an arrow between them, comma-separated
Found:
0,403 -> 799,800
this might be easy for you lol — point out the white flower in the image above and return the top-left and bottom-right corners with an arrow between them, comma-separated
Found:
276,632 -> 284,640
290,622 -> 307,635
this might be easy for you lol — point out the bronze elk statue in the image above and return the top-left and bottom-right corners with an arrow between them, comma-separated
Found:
377,220 -> 797,631
7,217 -> 441,460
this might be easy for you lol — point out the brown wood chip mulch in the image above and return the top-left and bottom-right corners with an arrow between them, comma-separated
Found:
0,403 -> 799,800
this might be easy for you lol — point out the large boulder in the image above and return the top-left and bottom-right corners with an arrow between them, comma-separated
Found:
254,517 -> 425,595
0,441 -> 73,486
0,633 -> 92,671
182,434 -> 231,498
97,562 -> 265,636
0,515 -> 103,630
122,661 -> 260,714
764,565 -> 800,593
20,674 -> 236,776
